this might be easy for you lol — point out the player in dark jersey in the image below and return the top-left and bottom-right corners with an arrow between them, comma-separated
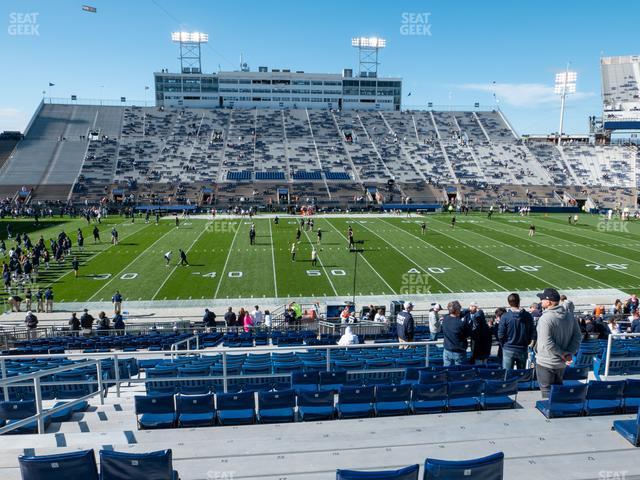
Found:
450,216 -> 456,229
93,226 -> 100,243
179,249 -> 189,266
249,224 -> 256,245
421,222 -> 426,235
529,224 -> 536,237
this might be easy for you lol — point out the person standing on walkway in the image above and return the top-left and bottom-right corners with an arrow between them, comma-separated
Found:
534,288 -> 582,398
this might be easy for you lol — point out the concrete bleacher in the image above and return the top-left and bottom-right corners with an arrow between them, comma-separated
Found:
4,103 -> 640,208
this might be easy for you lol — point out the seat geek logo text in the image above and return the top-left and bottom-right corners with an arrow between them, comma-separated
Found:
8,13 -> 40,36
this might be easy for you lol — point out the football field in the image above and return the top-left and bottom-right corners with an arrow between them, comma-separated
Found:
4,212 -> 640,303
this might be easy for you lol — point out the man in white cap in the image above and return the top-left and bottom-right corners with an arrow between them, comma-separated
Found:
428,303 -> 441,341
396,301 -> 415,349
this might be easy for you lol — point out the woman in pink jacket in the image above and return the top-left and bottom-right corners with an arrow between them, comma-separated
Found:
243,309 -> 254,332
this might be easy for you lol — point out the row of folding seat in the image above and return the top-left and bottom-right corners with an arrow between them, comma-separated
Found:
336,451 -> 504,479
0,396 -> 90,434
536,379 -> 640,418
18,448 -> 179,480
134,380 -> 519,429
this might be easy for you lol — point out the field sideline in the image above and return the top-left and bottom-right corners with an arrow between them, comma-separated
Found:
2,212 -> 640,303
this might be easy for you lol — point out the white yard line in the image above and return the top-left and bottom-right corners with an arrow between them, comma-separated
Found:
213,219 -> 242,298
424,216 -> 560,290
379,218 -> 507,292
48,220 -> 149,287
442,217 -> 622,290
151,222 -> 211,300
322,218 -> 397,295
478,218 -> 640,285
88,225 -> 176,301
302,228 -> 339,296
267,218 -> 279,298
356,220 -> 455,293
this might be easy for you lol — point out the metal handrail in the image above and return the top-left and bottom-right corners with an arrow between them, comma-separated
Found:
603,332 -> 640,379
170,335 -> 200,359
0,359 -> 104,434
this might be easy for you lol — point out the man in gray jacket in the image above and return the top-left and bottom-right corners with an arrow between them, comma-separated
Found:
535,288 -> 582,398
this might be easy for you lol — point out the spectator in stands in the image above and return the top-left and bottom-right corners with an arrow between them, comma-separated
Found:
396,301 -> 415,349
224,307 -> 236,328
585,315 -> 608,340
340,306 -> 351,324
250,306 -> 263,326
203,308 -> 217,331
441,301 -> 471,366
628,294 -> 639,313
498,293 -> 535,370
338,326 -> 359,346
491,307 -> 506,362
628,311 -> 640,334
428,303 -> 441,340
69,312 -> 80,332
560,294 -> 575,320
607,317 -> 621,335
264,310 -> 272,329
374,308 -> 387,323
80,308 -> 95,337
8,294 -> 22,312
44,287 -> 53,312
468,306 -> 493,365
24,310 -> 38,338
243,309 -> 254,333
113,313 -> 125,333
534,288 -> 582,399
112,290 -> 122,314
529,303 -> 542,325
97,312 -> 110,332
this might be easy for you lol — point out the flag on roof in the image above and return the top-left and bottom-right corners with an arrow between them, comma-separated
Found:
82,5 -> 97,13
48,82 -> 55,87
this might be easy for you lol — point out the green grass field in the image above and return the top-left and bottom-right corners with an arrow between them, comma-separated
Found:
3,212 -> 640,303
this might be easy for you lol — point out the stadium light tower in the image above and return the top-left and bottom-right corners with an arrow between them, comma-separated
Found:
171,31 -> 208,74
554,64 -> 577,146
352,36 -> 386,77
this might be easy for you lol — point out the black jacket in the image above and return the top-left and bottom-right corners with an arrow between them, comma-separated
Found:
396,310 -> 415,341
69,316 -> 80,331
80,313 -> 94,329
470,313 -> 493,360
441,315 -> 471,353
224,311 -> 236,327
203,310 -> 217,328
498,309 -> 535,352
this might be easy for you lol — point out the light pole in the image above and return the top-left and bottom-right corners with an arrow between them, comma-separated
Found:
555,65 -> 577,146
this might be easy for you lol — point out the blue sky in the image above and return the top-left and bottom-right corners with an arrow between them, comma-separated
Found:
1,0 -> 638,135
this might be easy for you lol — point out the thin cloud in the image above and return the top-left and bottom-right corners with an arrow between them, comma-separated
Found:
458,82 -> 595,108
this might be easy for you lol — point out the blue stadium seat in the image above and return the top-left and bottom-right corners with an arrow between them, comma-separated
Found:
418,370 -> 448,385
410,383 -> 447,414
613,410 -> 640,447
335,464 -> 419,479
176,393 -> 215,427
562,366 -> 590,386
447,380 -> 484,411
319,371 -> 347,393
216,391 -> 256,425
49,402 -> 74,422
297,390 -> 335,421
447,369 -> 478,382
0,400 -> 51,434
337,386 -> 375,419
535,384 -> 588,418
584,381 -> 625,416
99,449 -> 179,480
624,379 -> 640,413
134,394 -> 176,429
505,368 -> 535,391
477,368 -> 506,381
424,452 -> 504,479
292,371 -> 319,393
375,384 -> 411,416
482,380 -> 518,410
19,449 -> 98,480
258,389 -> 296,423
